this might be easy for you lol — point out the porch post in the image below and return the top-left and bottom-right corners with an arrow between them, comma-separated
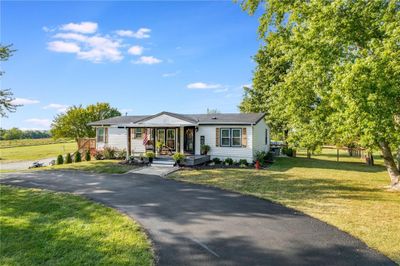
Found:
180,126 -> 184,153
126,128 -> 130,160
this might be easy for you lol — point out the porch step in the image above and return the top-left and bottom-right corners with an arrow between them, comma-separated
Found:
151,159 -> 175,167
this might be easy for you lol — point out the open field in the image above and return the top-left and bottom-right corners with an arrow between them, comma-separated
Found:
0,142 -> 77,162
41,160 -> 140,174
0,138 -> 74,149
170,150 -> 400,264
0,185 -> 153,265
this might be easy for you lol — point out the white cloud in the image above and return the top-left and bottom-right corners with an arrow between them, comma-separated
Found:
187,82 -> 222,90
116,28 -> 151,39
53,32 -> 88,42
127,45 -> 143,55
43,103 -> 69,112
48,34 -> 123,63
162,71 -> 180,77
60,22 -> 98,34
77,36 -> 123,63
134,56 -> 162,65
242,83 -> 252,88
10,98 -> 40,105
47,41 -> 81,53
25,118 -> 51,128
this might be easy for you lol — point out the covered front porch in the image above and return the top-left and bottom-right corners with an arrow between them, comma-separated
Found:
126,126 -> 196,157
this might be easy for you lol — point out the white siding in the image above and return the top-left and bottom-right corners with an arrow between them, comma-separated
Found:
96,127 -> 127,150
107,128 -> 127,150
252,119 -> 270,155
131,129 -> 146,155
195,125 -> 254,162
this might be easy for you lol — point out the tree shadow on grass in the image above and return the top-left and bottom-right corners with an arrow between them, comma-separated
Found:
271,157 -> 386,173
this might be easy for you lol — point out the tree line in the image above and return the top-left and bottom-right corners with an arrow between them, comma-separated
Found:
0,128 -> 51,140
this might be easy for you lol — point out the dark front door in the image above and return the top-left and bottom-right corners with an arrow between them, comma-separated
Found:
184,127 -> 195,154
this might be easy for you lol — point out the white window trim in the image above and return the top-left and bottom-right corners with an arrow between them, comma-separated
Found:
231,128 -> 242,147
220,128 -> 231,147
220,128 -> 242,147
97,127 -> 105,143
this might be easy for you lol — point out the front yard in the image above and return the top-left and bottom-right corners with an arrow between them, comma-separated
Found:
42,160 -> 139,174
0,185 -> 153,265
170,151 -> 400,264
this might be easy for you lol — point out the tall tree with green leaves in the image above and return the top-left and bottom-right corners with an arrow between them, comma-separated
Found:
0,44 -> 19,117
51,103 -> 121,141
239,0 -> 400,187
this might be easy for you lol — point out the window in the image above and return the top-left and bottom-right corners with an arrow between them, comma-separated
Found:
220,128 -> 242,147
265,129 -> 269,145
231,129 -> 242,147
97,128 -> 104,143
221,129 -> 231,147
200,136 -> 205,146
166,129 -> 175,150
134,128 -> 142,138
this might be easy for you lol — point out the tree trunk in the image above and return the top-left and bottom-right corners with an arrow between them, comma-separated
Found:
379,141 -> 400,187
397,146 -> 400,172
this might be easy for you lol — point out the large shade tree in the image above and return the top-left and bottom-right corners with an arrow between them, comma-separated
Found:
51,103 -> 121,141
239,0 -> 400,187
0,44 -> 19,117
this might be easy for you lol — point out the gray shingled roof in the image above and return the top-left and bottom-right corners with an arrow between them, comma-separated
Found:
88,112 -> 265,126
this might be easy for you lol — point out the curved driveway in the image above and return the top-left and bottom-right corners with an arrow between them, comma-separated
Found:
0,171 -> 395,266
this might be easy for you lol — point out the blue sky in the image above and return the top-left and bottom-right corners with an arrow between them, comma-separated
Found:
1,1 -> 262,129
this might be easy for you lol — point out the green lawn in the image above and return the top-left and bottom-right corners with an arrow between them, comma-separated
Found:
42,160 -> 139,174
0,142 -> 77,162
0,185 -> 153,266
0,138 -> 74,149
170,150 -> 400,264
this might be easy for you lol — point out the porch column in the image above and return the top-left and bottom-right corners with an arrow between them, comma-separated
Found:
180,126 -> 184,153
126,128 -> 130,160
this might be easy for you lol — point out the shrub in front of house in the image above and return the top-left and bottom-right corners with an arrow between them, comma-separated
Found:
115,149 -> 127,160
255,151 -> 274,166
94,150 -> 104,160
224,157 -> 234,165
85,150 -> 91,161
65,153 -> 72,164
212,157 -> 221,164
103,147 -> 116,159
282,147 -> 295,157
74,152 -> 82,163
238,159 -> 248,166
56,154 -> 64,165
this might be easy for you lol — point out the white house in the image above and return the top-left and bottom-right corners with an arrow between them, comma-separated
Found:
88,111 -> 270,162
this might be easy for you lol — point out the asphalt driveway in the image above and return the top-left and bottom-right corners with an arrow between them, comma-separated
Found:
0,171 -> 395,266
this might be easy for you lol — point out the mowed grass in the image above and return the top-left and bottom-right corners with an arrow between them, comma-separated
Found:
0,142 -> 77,162
0,138 -> 74,149
0,185 -> 153,265
42,160 -> 139,174
170,150 -> 400,264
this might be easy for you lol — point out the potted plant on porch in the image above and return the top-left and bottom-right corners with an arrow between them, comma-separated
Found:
156,141 -> 164,156
200,144 -> 210,155
172,152 -> 186,167
145,151 -> 155,163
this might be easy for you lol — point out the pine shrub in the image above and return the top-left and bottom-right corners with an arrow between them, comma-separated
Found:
74,152 -> 82,163
85,150 -> 91,161
65,153 -> 72,164
56,154 -> 64,165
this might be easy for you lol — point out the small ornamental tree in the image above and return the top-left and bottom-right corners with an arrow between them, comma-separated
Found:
74,152 -> 82,163
85,150 -> 91,161
65,153 -> 72,164
56,154 -> 64,165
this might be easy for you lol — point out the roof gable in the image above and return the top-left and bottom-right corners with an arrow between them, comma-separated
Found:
134,112 -> 196,126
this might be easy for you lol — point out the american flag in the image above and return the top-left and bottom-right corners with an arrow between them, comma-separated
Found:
143,129 -> 149,145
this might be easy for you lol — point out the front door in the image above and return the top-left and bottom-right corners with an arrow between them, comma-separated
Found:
184,127 -> 195,154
